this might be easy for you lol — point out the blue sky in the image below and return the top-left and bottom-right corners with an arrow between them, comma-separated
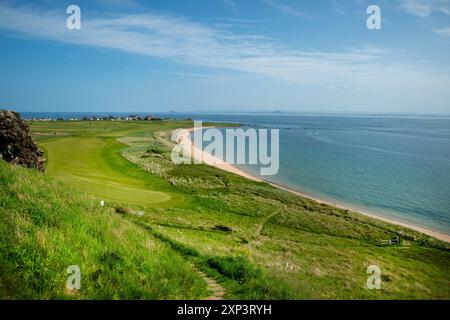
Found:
0,0 -> 450,113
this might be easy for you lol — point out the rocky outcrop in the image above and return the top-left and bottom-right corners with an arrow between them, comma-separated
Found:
0,110 -> 45,172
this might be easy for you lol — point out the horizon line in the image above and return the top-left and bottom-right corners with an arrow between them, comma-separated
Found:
10,109 -> 450,117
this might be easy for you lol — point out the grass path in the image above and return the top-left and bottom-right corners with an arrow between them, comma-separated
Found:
196,270 -> 226,300
254,205 -> 286,238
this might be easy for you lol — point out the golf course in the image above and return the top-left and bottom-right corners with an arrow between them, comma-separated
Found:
42,135 -> 172,206
1,119 -> 449,299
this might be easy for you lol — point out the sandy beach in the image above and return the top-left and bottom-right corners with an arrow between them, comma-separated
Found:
177,128 -> 450,243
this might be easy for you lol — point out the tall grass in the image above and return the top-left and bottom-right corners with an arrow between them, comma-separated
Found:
140,223 -> 293,299
0,161 -> 207,299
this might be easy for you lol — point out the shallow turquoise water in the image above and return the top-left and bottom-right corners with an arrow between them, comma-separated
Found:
192,114 -> 450,235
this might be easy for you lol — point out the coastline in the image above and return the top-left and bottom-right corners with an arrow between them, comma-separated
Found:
178,128 -> 450,243
263,180 -> 450,243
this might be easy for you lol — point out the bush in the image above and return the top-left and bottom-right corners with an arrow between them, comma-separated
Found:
115,205 -> 130,215
147,148 -> 165,155
206,255 -> 261,283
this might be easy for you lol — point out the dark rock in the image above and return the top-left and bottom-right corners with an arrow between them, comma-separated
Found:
0,110 -> 45,172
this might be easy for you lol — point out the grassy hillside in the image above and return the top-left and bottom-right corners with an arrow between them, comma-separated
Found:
0,160 -> 207,299
119,127 -> 450,299
1,119 -> 448,299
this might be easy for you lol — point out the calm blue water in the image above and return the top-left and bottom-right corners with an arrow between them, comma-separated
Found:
22,112 -> 450,234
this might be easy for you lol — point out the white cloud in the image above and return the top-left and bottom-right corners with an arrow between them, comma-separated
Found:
96,0 -> 141,7
332,1 -> 348,16
397,1 -> 450,39
220,0 -> 236,10
398,0 -> 450,17
0,2 -> 449,111
434,27 -> 450,36
262,0 -> 306,17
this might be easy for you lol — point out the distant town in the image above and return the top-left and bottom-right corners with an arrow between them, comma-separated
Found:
24,114 -> 164,122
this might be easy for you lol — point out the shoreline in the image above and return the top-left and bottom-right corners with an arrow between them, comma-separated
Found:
262,180 -> 450,243
178,128 -> 450,243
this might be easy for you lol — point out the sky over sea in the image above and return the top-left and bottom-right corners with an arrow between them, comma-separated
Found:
0,0 -> 450,113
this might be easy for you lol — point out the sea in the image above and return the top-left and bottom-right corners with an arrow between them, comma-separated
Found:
21,111 -> 450,235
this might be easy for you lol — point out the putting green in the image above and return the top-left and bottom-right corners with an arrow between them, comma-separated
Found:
41,135 -> 172,206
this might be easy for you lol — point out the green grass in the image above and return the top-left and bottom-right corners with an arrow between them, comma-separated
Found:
1,119 -> 448,299
114,122 -> 450,299
0,160 -> 207,299
138,223 -> 293,299
42,136 -> 172,205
